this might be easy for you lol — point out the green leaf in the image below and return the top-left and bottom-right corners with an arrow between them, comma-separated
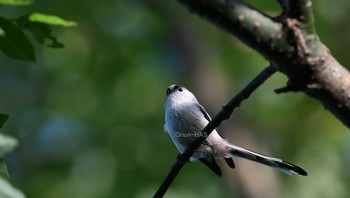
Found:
17,16 -> 64,48
0,177 -> 25,198
0,0 -> 33,6
0,114 -> 9,129
28,13 -> 78,27
0,134 -> 18,157
0,17 -> 35,62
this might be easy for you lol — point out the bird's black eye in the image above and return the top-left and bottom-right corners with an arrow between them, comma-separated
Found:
174,85 -> 183,92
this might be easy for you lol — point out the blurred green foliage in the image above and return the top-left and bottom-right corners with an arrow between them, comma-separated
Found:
0,1 -> 77,62
0,0 -> 349,198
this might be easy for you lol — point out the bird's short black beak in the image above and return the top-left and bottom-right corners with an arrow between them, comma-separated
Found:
166,87 -> 172,96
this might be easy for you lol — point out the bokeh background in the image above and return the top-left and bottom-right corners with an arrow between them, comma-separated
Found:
1,0 -> 350,197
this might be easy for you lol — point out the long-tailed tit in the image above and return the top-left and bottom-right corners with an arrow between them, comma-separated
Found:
164,84 -> 307,176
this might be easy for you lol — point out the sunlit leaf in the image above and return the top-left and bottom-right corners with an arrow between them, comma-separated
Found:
0,114 -> 9,129
28,13 -> 78,27
0,0 -> 33,6
0,17 -> 35,62
0,134 -> 18,157
0,177 -> 25,198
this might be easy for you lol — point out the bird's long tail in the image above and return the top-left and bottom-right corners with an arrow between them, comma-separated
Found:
228,144 -> 307,176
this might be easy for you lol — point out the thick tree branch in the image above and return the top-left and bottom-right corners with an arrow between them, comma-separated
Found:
174,0 -> 350,128
154,66 -> 276,198
176,0 -> 289,62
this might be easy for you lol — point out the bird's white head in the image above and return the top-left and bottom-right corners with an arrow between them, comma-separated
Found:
165,84 -> 198,106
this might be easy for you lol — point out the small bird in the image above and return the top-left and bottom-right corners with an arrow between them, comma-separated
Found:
164,84 -> 307,176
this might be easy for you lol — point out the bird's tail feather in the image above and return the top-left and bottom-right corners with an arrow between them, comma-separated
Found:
228,144 -> 307,176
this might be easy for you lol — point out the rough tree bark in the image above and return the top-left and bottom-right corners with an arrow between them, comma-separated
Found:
174,0 -> 350,128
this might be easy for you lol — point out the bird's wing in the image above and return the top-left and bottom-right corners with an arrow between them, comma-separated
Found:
197,104 -> 211,121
